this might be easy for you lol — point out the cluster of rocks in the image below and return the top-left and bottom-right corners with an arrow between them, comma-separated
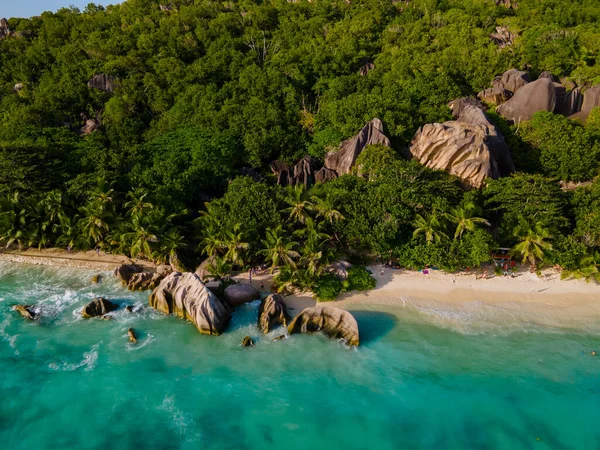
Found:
490,26 -> 516,48
114,263 -> 173,291
146,272 -> 360,346
410,98 -> 515,188
478,68 -> 600,123
271,118 -> 391,187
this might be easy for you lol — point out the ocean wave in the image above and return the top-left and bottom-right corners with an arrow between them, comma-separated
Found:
0,316 -> 19,355
48,343 -> 99,372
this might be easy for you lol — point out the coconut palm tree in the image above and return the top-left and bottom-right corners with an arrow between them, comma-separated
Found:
412,213 -> 448,244
155,228 -> 187,266
206,256 -> 232,281
510,218 -> 553,269
77,202 -> 111,247
445,201 -> 490,239
0,192 -> 29,249
124,188 -> 153,219
312,193 -> 344,224
223,223 -> 249,268
282,186 -> 314,224
560,251 -> 600,283
258,225 -> 300,272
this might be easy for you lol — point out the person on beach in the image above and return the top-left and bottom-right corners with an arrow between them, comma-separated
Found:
95,247 -> 100,257
67,244 -> 71,253
380,266 -> 384,276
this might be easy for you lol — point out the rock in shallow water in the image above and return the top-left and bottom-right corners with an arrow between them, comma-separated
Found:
241,336 -> 254,347
114,264 -> 143,284
149,272 -> 231,335
127,271 -> 164,291
224,283 -> 260,308
13,305 -> 37,320
287,306 -> 360,346
82,297 -> 118,318
257,294 -> 290,334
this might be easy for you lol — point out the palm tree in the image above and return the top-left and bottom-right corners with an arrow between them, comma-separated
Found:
124,188 -> 153,219
124,225 -> 158,260
273,264 -> 298,294
77,202 -> 111,247
312,193 -> 344,224
510,218 -> 553,269
445,201 -> 490,239
206,256 -> 232,281
282,186 -> 314,224
88,181 -> 114,213
258,225 -> 300,272
561,251 -> 600,283
155,229 -> 187,266
223,224 -> 249,268
0,192 -> 30,249
412,213 -> 448,244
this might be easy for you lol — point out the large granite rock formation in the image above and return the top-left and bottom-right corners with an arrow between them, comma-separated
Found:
82,297 -> 118,318
477,86 -> 512,106
569,86 -> 600,122
87,74 -> 118,93
149,272 -> 231,335
322,119 -> 391,178
270,156 -> 316,187
224,283 -> 260,308
314,167 -> 337,183
257,294 -> 290,333
127,271 -> 165,291
287,306 -> 359,346
496,78 -> 556,122
114,263 -> 143,284
410,102 -> 515,188
496,69 -> 530,94
554,85 -> 582,117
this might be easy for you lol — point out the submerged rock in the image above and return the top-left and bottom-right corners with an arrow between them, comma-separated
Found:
241,336 -> 254,347
224,283 -> 260,308
13,305 -> 37,320
91,274 -> 102,284
82,297 -> 118,318
149,272 -> 231,335
128,328 -> 137,343
125,305 -> 134,313
287,306 -> 360,346
272,335 -> 286,341
258,294 -> 291,334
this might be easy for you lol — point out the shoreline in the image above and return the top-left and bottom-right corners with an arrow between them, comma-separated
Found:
2,249 -> 599,326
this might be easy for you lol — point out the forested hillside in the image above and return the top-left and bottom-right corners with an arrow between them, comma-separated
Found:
1,0 -> 600,296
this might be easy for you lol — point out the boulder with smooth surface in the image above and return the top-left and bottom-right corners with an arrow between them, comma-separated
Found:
569,86 -> 600,122
497,69 -> 530,94
258,294 -> 291,333
497,78 -> 556,122
82,297 -> 118,318
224,283 -> 260,308
149,272 -> 231,335
410,105 -> 515,188
287,306 -> 360,346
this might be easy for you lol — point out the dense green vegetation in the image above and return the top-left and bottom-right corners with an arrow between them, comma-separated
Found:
2,0 -> 600,295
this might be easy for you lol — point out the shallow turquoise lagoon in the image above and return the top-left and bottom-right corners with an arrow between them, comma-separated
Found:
1,262 -> 599,450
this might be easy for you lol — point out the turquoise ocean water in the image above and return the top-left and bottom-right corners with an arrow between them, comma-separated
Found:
1,262 -> 599,450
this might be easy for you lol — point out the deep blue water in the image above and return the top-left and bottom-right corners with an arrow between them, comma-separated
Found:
1,262 -> 599,450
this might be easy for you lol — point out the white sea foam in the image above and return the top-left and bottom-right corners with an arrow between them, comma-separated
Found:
0,317 -> 19,355
48,343 -> 99,372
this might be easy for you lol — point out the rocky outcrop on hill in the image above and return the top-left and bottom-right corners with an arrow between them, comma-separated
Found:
0,19 -> 10,39
359,62 -> 374,76
257,294 -> 290,333
82,297 -> 118,318
224,283 -> 259,307
328,260 -> 352,281
497,69 -> 530,94
490,26 -> 516,48
410,102 -> 514,188
496,78 -> 556,122
321,119 -> 391,178
270,156 -> 316,187
287,306 -> 360,346
87,74 -> 117,93
314,167 -> 337,183
149,272 -> 231,335
477,86 -> 512,106
569,85 -> 600,122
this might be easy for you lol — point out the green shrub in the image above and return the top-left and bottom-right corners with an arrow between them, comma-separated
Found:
346,266 -> 377,291
313,274 -> 344,301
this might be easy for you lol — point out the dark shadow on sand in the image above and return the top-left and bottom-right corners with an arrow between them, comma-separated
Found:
350,310 -> 397,344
